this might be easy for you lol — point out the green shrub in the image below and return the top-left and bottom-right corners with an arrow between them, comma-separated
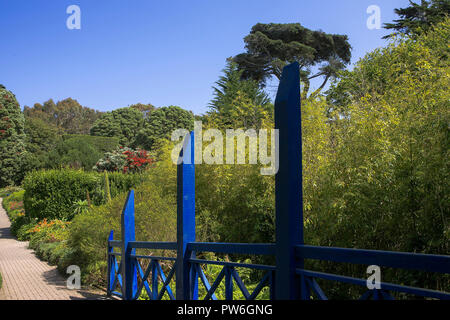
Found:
48,242 -> 70,266
10,216 -> 33,238
15,222 -> 36,241
23,170 -> 100,221
2,190 -> 34,237
0,186 -> 23,198
23,169 -> 144,221
46,135 -> 120,170
35,242 -> 61,261
62,134 -> 120,153
66,178 -> 177,286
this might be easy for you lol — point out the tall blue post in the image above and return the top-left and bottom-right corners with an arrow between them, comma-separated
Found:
121,190 -> 138,300
274,62 -> 303,300
176,131 -> 198,300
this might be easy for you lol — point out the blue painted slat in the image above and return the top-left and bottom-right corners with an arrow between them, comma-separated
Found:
151,261 -> 158,300
231,268 -> 250,300
189,258 -> 275,271
156,262 -> 176,300
269,271 -> 275,300
176,131 -> 197,300
297,269 -> 450,300
380,290 -> 395,300
225,267 -> 233,300
373,289 -> 380,300
135,259 -> 152,300
108,252 -> 122,256
306,277 -> 328,300
195,264 -> 217,300
108,240 -> 122,248
114,257 -> 122,287
296,245 -> 450,274
359,290 -> 373,300
188,243 -> 276,256
204,266 -> 226,301
274,62 -> 302,300
111,260 -> 123,293
190,262 -> 199,300
121,190 -> 138,300
300,275 -> 310,300
128,241 -> 177,250
248,271 -> 271,300
130,254 -> 176,261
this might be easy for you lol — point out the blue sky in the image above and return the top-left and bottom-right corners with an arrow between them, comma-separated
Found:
0,0 -> 410,114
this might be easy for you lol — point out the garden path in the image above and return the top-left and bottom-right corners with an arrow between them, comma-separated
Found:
0,198 -> 105,300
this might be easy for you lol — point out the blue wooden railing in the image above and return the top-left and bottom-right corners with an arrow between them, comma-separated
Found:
106,62 -> 450,300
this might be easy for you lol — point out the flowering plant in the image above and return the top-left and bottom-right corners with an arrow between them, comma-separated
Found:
93,147 -> 153,173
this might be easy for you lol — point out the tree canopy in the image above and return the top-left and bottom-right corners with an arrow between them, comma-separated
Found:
23,98 -> 101,135
0,86 -> 27,187
233,23 -> 352,97
133,106 -> 194,150
90,107 -> 144,146
384,0 -> 450,38
207,60 -> 273,129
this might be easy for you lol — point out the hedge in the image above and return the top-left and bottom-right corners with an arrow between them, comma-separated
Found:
23,169 -> 144,221
61,134 -> 120,154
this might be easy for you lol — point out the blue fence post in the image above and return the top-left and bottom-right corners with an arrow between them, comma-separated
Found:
176,131 -> 198,300
107,230 -> 114,296
121,190 -> 138,300
274,62 -> 303,300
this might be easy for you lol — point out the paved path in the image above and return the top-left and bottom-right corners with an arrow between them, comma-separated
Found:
0,198 -> 106,300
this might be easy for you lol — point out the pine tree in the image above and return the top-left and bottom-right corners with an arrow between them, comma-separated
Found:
383,0 -> 450,38
208,60 -> 272,128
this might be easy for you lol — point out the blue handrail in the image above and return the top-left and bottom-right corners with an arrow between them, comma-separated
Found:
106,62 -> 450,300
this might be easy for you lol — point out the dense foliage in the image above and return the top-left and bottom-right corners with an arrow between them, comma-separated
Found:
384,0 -> 450,38
0,85 -> 27,187
22,169 -> 144,221
133,106 -> 194,150
90,107 -> 144,146
93,146 -> 154,173
0,11 -> 448,299
46,135 -> 120,170
207,61 -> 273,129
23,98 -> 101,135
233,23 -> 352,97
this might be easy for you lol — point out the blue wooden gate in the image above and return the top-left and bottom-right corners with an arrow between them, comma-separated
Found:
106,62 -> 450,300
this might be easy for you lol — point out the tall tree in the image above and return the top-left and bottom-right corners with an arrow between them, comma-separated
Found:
233,23 -> 351,97
23,117 -> 61,170
208,60 -> 272,128
90,107 -> 144,146
0,85 -> 27,187
133,106 -> 194,150
130,103 -> 155,119
383,0 -> 450,38
23,98 -> 102,134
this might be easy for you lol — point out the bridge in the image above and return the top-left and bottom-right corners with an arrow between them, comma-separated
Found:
106,62 -> 450,300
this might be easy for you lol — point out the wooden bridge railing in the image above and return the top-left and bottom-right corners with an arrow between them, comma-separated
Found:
106,62 -> 450,300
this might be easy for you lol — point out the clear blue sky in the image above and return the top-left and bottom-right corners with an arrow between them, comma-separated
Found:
0,0 -> 409,115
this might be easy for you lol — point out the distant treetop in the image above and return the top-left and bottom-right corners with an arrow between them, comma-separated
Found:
383,0 -> 450,39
